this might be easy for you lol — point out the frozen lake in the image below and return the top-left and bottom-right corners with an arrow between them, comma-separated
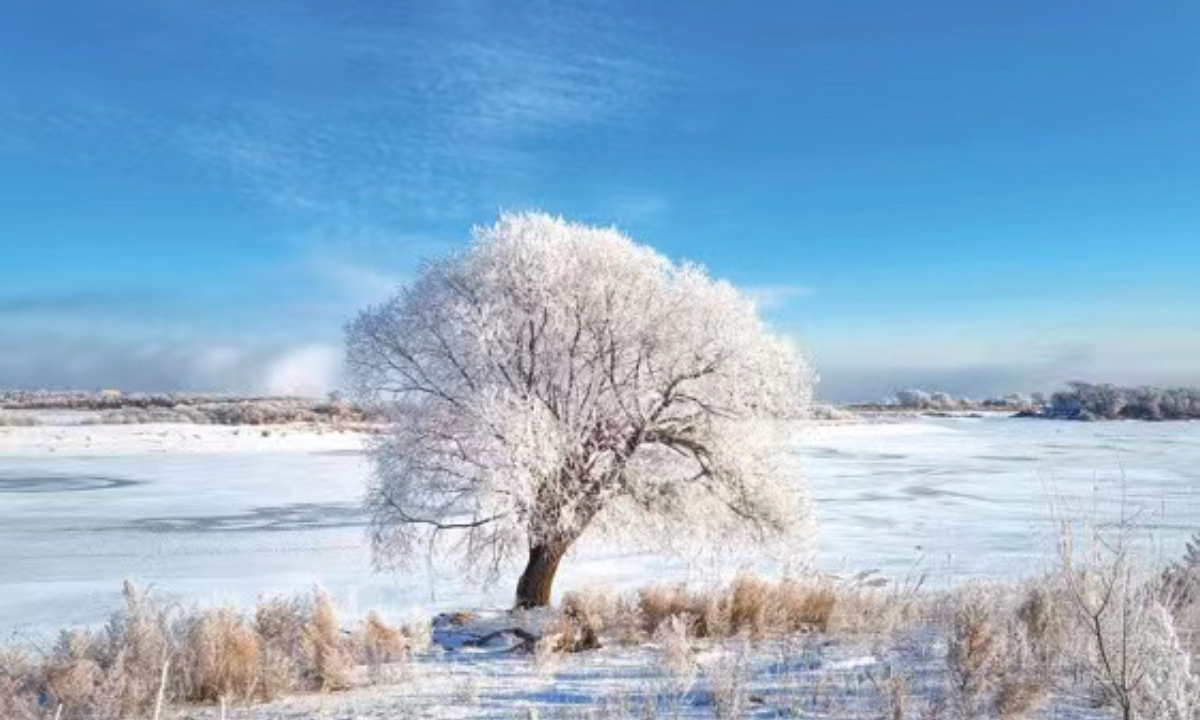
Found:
1,417 -> 1197,637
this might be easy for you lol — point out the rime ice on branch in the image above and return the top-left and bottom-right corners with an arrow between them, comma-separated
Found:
346,212 -> 816,607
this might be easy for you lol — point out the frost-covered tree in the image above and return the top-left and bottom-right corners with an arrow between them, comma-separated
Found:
1048,382 -> 1200,421
894,388 -> 932,409
929,391 -> 958,410
346,213 -> 816,607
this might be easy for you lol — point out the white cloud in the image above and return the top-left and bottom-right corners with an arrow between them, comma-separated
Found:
802,327 -> 1200,403
264,344 -> 342,397
0,333 -> 347,397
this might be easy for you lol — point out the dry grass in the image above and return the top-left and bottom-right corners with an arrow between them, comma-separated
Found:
0,582 -> 428,718
942,584 -> 1055,720
637,584 -> 709,637
1,550 -> 1192,720
253,595 -> 306,699
0,648 -> 42,720
252,588 -> 363,694
540,573 -> 1067,718
946,588 -> 1003,713
40,581 -> 174,720
1014,578 -> 1070,671
362,611 -> 408,664
634,573 -> 858,642
300,587 -> 354,691
771,578 -> 838,633
883,675 -> 908,720
359,611 -> 409,683
993,677 -> 1049,719
176,607 -> 261,703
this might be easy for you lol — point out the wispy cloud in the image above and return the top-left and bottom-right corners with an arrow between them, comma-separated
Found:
177,2 -> 672,223
0,289 -> 153,317
745,284 -> 816,311
1,1 -> 672,225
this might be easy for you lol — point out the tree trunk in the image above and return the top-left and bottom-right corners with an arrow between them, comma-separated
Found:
514,542 -> 567,608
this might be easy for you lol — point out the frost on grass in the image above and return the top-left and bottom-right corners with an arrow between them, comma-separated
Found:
0,584 -> 430,720
347,212 -> 817,607
2,556 -> 1199,719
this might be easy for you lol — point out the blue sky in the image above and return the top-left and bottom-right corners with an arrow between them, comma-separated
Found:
1,0 -> 1198,401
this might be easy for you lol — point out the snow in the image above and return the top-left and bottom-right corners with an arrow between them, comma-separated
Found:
169,613 -> 1114,720
805,416 -> 1200,581
0,421 -> 366,455
1,417 -> 1198,641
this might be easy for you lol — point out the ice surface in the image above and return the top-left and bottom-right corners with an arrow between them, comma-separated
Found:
1,417 -> 1197,636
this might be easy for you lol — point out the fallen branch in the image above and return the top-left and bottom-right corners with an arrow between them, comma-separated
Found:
462,627 -> 540,653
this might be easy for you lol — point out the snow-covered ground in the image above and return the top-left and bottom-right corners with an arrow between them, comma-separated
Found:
1,417 -> 1197,638
174,628 -> 1109,720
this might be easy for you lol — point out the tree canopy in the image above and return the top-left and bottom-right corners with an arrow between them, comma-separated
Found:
346,213 -> 816,607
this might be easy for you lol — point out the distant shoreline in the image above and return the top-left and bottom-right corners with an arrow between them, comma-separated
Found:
5,387 -> 1198,427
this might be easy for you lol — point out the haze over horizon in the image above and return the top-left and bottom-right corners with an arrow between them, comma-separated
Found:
2,1 -> 1198,402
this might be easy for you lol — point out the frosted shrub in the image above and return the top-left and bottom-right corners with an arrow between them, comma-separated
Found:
653,615 -> 695,700
1058,513 -> 1200,720
1137,602 -> 1200,720
705,640 -> 752,720
44,632 -> 112,720
1165,533 -> 1200,624
827,578 -> 926,636
608,594 -> 648,646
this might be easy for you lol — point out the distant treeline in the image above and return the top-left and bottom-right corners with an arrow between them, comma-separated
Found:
849,388 -> 1042,413
0,390 -> 379,425
1045,382 -> 1200,421
858,383 -> 1200,421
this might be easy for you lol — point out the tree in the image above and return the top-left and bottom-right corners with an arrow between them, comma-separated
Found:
894,388 -> 932,409
346,212 -> 816,608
